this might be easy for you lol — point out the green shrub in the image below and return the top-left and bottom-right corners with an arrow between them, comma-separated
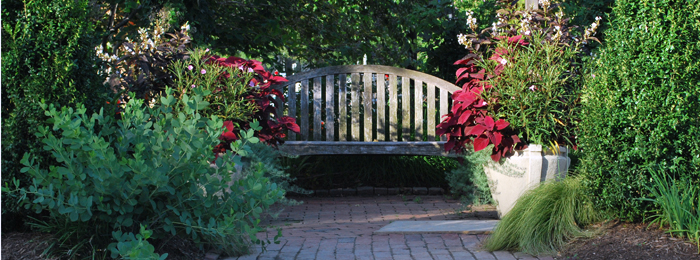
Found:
642,167 -> 700,253
483,176 -> 601,255
578,0 -> 700,221
4,87 -> 284,258
1,0 -> 108,225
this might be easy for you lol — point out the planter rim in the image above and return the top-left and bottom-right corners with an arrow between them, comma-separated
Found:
520,144 -> 569,153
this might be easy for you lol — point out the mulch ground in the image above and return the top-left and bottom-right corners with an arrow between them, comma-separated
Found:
555,220 -> 700,260
0,232 -> 204,260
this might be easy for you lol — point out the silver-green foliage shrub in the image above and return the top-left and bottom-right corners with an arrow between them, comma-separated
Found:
9,87 -> 284,258
446,148 -> 493,207
578,0 -> 700,221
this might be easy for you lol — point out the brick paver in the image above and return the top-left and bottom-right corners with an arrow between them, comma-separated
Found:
220,195 -> 548,260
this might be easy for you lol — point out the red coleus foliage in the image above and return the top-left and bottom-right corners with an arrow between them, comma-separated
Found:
437,35 -> 529,161
206,55 -> 300,153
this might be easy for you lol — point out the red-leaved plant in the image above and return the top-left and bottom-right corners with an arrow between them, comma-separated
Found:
436,42 -> 528,162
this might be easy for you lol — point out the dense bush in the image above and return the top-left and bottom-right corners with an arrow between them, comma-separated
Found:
4,87 -> 285,258
1,0 -> 108,226
578,0 -> 700,221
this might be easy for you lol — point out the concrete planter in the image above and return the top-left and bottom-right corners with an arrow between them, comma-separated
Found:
483,145 -> 570,218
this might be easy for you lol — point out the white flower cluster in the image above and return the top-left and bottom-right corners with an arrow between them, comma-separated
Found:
457,33 -> 471,48
466,10 -> 478,31
583,16 -> 602,41
539,0 -> 551,10
555,10 -> 564,20
552,25 -> 563,41
519,12 -> 533,36
492,13 -> 508,34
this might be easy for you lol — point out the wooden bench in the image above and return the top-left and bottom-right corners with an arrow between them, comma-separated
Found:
272,65 -> 460,156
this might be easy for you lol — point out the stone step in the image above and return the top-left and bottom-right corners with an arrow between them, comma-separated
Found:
374,220 -> 499,234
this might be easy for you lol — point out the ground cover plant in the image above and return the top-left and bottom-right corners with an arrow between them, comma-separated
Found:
577,0 -> 700,221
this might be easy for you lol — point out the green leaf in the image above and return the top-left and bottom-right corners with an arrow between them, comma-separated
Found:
123,217 -> 133,227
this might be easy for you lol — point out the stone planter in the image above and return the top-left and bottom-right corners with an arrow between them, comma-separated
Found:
483,145 -> 570,218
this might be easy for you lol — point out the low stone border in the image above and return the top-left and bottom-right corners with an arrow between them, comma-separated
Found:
288,186 -> 446,197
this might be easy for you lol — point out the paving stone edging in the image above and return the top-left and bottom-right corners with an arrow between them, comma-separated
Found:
289,186 -> 446,197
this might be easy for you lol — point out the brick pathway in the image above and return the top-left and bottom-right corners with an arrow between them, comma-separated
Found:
220,195 -> 553,260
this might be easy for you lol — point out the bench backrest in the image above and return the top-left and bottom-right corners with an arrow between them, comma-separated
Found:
273,65 -> 460,144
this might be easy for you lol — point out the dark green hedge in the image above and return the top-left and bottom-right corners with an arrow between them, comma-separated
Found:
1,0 -> 108,223
578,0 -> 700,221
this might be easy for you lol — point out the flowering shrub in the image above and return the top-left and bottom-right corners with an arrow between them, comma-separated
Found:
95,12 -> 191,103
169,48 -> 300,154
437,1 -> 600,161
97,17 -> 300,152
206,55 -> 300,147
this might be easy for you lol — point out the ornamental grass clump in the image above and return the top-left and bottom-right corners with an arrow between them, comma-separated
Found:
483,176 -> 601,254
437,0 -> 601,161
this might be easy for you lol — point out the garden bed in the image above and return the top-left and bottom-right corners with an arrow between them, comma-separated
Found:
555,221 -> 700,260
0,232 -> 205,260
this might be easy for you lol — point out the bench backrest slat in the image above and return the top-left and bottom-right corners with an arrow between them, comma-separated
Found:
401,76 -> 410,141
300,79 -> 310,140
389,74 -> 398,141
414,79 -> 424,141
338,74 -> 347,141
273,65 -> 460,142
350,73 -> 361,141
440,88 -> 450,141
287,79 -> 297,141
363,72 -> 373,141
377,73 -> 386,142
427,83 -> 436,141
325,76 -> 335,141
313,77 -> 323,141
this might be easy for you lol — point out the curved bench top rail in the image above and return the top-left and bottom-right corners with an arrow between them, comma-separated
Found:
278,65 -> 461,93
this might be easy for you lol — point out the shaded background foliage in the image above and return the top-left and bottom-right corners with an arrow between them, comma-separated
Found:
3,0 -> 613,231
1,0 -> 109,230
